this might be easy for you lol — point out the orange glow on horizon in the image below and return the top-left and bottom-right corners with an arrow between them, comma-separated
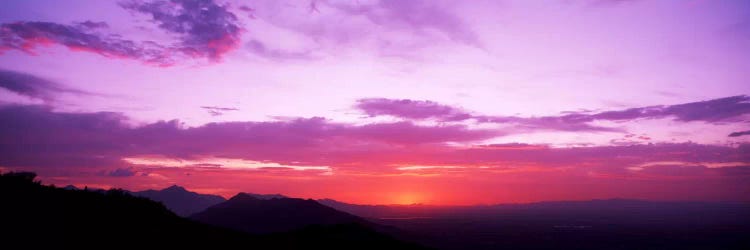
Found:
390,192 -> 425,205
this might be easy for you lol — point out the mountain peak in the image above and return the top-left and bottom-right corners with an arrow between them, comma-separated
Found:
230,192 -> 287,201
162,185 -> 187,192
191,194 -> 365,234
133,185 -> 226,217
230,192 -> 261,201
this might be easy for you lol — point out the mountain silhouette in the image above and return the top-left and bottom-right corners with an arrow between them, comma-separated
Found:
132,185 -> 226,216
190,192 -> 425,249
0,172 -> 254,248
191,193 -> 365,234
243,192 -> 288,200
0,172 -> 427,249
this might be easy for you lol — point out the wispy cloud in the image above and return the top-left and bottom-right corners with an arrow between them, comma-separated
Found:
356,96 -> 750,132
240,0 -> 481,59
729,130 -> 750,137
0,69 -> 94,102
0,21 -> 173,66
319,0 -> 480,46
356,98 -> 471,121
200,106 -> 239,116
245,40 -> 313,61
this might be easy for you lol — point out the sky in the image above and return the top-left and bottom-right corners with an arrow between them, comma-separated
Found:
1,0 -> 749,205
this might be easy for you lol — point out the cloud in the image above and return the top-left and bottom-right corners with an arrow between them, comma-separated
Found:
1,0 -> 478,64
357,96 -> 750,132
0,21 -> 173,65
354,121 -> 499,144
486,95 -> 750,131
446,143 -> 750,169
588,95 -> 750,123
0,105 -> 132,168
106,167 -> 136,177
356,98 -> 471,121
245,40 -> 313,60
0,69 -> 93,102
1,0 -> 243,65
241,0 -> 481,58
119,0 -> 242,61
475,115 -> 621,132
74,21 -> 109,29
0,104 -> 497,170
1,103 -> 748,173
3,103 -> 749,203
200,106 -> 239,116
321,0 -> 480,46
729,130 -> 750,137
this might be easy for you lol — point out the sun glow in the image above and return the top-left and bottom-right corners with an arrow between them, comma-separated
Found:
391,192 -> 425,205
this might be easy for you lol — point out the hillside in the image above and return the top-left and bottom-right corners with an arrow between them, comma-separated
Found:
0,172 -> 426,250
132,185 -> 226,216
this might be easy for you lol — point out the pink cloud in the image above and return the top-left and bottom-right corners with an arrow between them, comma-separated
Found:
0,0 -> 244,66
2,103 -> 748,175
0,21 -> 174,66
3,101 -> 747,204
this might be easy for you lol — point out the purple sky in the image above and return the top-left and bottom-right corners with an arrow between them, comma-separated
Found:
1,0 -> 749,204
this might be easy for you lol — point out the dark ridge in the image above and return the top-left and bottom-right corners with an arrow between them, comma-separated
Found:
0,172 -> 428,250
132,184 -> 226,217
192,193 -> 366,234
0,172 -> 253,248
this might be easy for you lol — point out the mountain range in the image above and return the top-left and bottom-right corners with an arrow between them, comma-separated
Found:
131,185 -> 226,216
191,192 -> 364,234
0,172 -> 426,249
130,185 -> 288,217
10,173 -> 749,250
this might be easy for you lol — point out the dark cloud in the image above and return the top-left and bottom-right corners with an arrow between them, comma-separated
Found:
355,98 -> 616,132
358,95 -> 750,132
1,103 -> 748,185
106,167 -> 136,177
729,130 -> 750,137
200,106 -> 239,116
1,0 -> 244,65
0,21 -> 173,65
589,95 -> 750,123
0,69 -> 93,102
356,98 -> 471,121
0,104 -> 497,169
119,0 -> 242,60
0,105 -> 131,168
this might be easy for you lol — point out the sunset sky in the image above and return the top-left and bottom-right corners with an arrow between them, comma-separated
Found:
1,0 -> 749,205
